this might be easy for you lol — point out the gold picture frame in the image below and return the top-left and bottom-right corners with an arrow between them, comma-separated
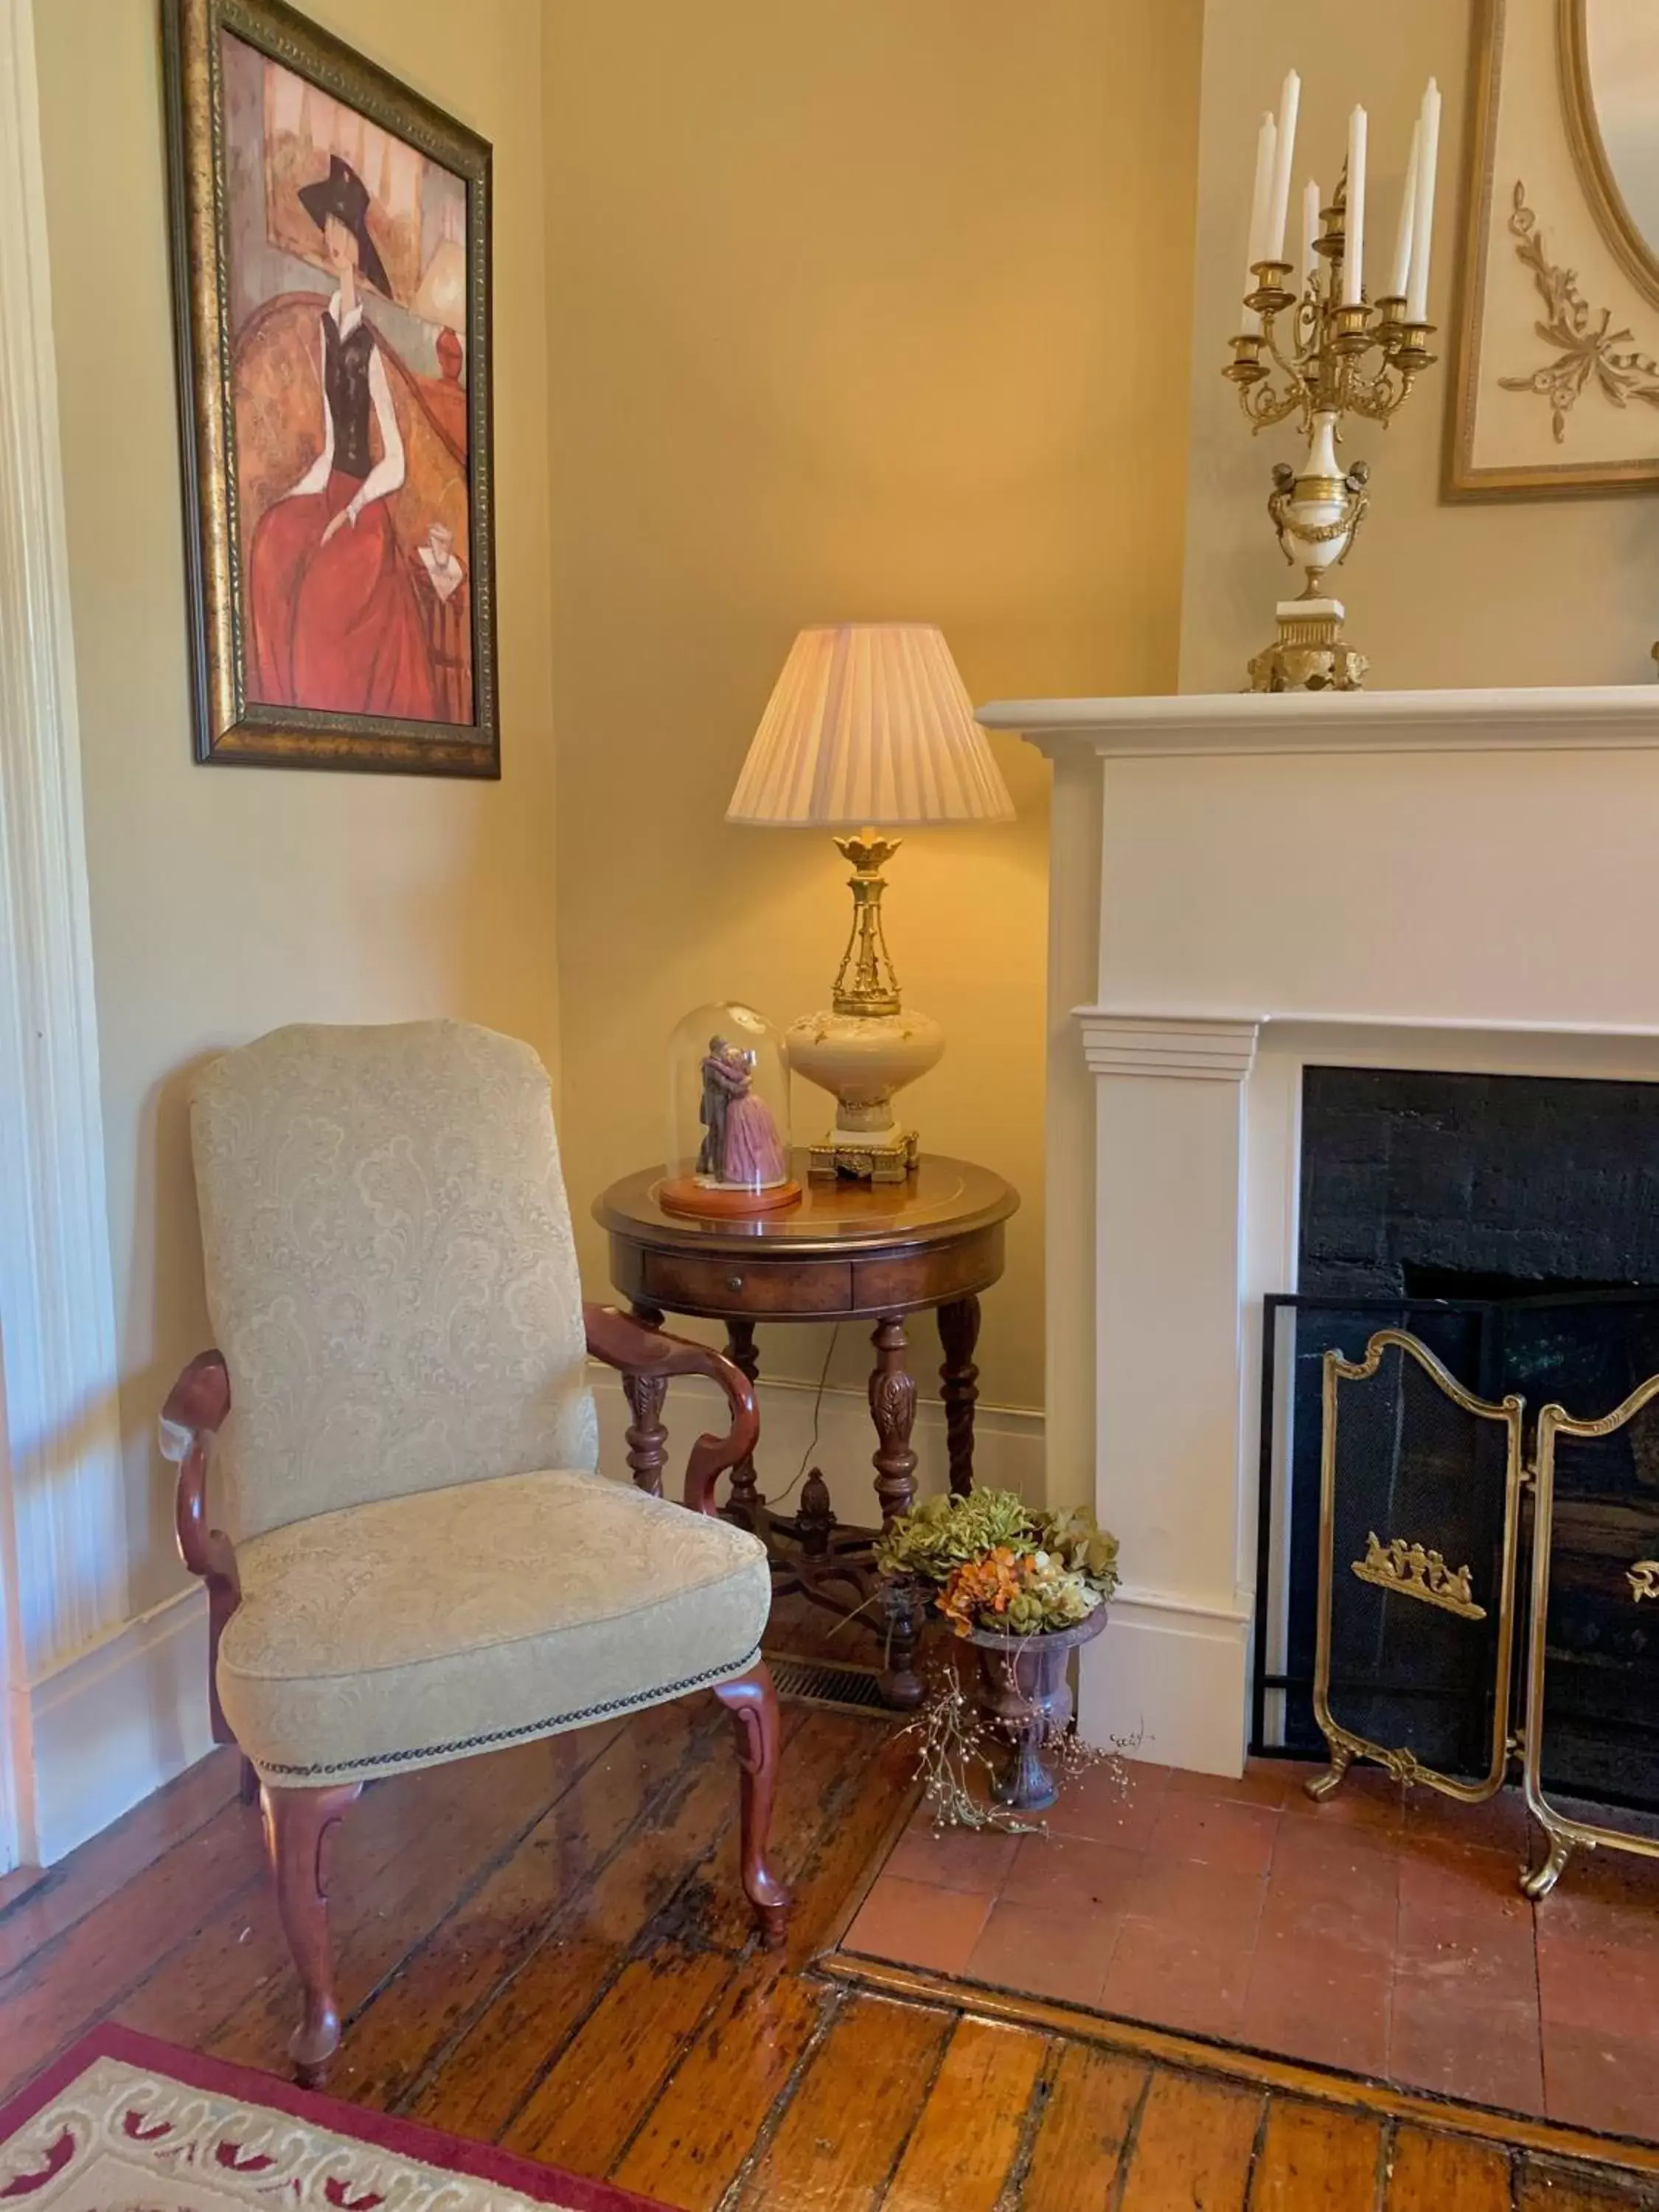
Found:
163,0 -> 498,773
1446,0 -> 1659,498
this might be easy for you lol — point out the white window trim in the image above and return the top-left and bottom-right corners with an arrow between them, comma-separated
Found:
0,0 -> 130,1869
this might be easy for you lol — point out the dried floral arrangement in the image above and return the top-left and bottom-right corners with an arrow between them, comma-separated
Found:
873,1489 -> 1120,1638
897,1660 -> 1129,1834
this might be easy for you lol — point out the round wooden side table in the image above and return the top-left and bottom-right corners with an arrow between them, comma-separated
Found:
593,1153 -> 1018,1706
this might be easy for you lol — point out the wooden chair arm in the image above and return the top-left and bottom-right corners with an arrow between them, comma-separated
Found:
584,1302 -> 759,1517
159,1350 -> 238,1595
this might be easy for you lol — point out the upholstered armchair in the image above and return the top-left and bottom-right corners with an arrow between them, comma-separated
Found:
159,1019 -> 787,2084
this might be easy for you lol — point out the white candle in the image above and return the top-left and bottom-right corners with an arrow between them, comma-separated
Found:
1242,110 -> 1276,332
1342,105 -> 1367,305
1266,69 -> 1301,262
1388,121 -> 1420,300
1301,178 -> 1321,289
1406,79 -> 1441,321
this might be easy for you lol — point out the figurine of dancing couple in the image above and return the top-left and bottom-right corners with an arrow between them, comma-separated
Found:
697,1035 -> 788,1188
658,1009 -> 801,1220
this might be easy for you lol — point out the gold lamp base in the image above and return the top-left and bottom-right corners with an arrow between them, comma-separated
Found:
806,1127 -> 919,1184
785,831 -> 943,1181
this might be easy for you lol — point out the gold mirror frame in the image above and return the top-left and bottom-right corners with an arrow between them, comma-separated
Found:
1559,0 -> 1659,315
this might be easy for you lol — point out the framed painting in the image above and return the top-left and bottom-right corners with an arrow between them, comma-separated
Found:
1447,0 -> 1659,498
163,0 -> 498,773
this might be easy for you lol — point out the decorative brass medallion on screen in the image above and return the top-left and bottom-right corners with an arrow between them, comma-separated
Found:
1306,1331 -> 1526,1809
162,0 -> 498,774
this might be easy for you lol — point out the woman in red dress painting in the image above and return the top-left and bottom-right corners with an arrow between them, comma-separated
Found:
246,156 -> 437,720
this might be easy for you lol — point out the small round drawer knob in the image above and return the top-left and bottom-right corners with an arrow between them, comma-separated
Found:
726,1273 -> 744,1292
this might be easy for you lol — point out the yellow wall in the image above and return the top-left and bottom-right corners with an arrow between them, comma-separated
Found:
32,0 -> 561,1613
1180,0 -> 1659,691
543,0 -> 1203,1419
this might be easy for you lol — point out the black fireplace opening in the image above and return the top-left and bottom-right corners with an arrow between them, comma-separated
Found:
1254,1065 -> 1659,1813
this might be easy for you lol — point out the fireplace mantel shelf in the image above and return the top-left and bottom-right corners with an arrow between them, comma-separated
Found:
977,684 -> 1659,757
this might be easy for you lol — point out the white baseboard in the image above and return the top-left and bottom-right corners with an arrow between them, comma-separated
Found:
22,1585 -> 215,1865
588,1362 -> 1044,1527
1076,1585 -> 1252,1777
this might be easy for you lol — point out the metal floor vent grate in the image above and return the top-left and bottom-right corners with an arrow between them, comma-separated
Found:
768,1654 -> 891,1714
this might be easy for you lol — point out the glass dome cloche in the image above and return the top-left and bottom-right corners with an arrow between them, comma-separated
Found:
661,1001 -> 801,1220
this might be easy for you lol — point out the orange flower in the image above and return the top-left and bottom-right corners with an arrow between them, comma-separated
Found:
937,1546 -> 1026,1637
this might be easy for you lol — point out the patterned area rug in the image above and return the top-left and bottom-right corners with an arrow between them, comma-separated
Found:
0,2025 -> 669,2211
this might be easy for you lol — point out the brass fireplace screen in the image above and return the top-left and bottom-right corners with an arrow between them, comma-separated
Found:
1310,1328 -> 1659,1899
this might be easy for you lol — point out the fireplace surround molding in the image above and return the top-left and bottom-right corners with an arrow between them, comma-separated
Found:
979,684 -> 1659,1777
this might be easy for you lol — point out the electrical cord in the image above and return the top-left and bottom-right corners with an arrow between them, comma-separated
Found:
762,1323 -> 840,1511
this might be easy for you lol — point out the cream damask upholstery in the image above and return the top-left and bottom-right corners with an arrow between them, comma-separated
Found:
192,1020 -> 599,1543
218,1468 -> 769,1785
189,1018 -> 770,1790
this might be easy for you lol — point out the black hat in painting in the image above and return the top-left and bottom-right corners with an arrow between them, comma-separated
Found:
298,155 -> 392,299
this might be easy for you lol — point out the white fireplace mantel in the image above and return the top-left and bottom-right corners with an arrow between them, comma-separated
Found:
982,682 -> 1659,756
979,685 -> 1659,1776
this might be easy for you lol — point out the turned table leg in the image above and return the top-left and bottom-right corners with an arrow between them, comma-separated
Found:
870,1314 -> 924,1708
725,1320 -> 762,1528
622,1301 -> 668,1495
938,1294 -> 981,1498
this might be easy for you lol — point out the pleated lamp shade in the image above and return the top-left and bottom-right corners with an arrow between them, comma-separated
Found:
727,624 -> 1015,827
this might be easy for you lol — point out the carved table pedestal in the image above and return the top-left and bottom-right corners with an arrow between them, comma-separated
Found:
594,1154 -> 1018,1707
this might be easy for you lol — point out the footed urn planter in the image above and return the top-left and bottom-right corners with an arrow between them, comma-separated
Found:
968,1606 -> 1107,1812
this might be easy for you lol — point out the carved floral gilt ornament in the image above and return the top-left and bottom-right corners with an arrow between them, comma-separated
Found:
1449,0 -> 1659,495
1499,184 -> 1659,442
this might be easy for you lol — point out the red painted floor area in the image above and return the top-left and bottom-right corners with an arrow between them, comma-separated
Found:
843,1754 -> 1659,2140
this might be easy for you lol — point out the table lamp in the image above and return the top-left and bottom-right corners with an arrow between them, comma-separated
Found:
726,622 -> 1015,1181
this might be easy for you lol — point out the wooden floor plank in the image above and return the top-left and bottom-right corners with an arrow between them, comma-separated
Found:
1250,2098 -> 1384,2210
826,1958 -> 1659,2183
1516,2157 -> 1659,2209
406,1719 -> 742,2140
783,1725 -> 919,1966
1118,2071 -> 1265,2212
1019,2040 -> 1150,2212
0,1792 -> 264,2100
320,1710 -> 660,2107
0,1746 -> 241,1983
496,1705 -> 874,2172
1385,2126 -> 1513,2210
110,1872 -> 285,2052
727,1989 -> 954,2212
880,2014 -> 1050,2212
609,1964 -> 827,2211
501,1947 -> 734,2174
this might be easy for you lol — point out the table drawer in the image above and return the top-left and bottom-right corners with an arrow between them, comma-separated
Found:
639,1250 -> 854,1315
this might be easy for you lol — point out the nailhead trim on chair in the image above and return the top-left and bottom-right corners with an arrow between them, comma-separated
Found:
251,1645 -> 765,1781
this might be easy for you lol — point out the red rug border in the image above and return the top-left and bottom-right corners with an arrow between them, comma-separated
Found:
0,2023 -> 669,2212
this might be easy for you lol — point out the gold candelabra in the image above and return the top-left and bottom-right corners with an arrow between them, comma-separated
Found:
1224,178 -> 1436,692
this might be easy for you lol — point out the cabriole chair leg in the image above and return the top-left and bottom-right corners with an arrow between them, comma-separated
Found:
713,1660 -> 790,1948
262,1779 -> 363,2084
